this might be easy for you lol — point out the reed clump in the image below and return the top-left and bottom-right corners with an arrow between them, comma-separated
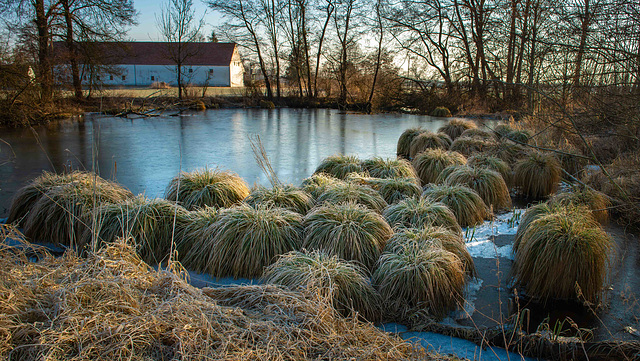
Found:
245,185 -> 314,214
460,128 -> 497,141
512,205 -> 614,303
314,155 -> 364,180
397,127 -> 425,159
303,203 -> 393,270
430,106 -> 452,117
22,176 -> 133,247
383,197 -> 462,235
412,148 -> 467,186
514,152 -> 561,199
81,196 -> 189,264
362,157 -> 418,179
0,236 -> 425,360
364,177 -> 422,205
438,119 -> 477,140
422,184 -> 491,227
450,137 -> 498,157
443,166 -> 512,212
165,168 -> 249,210
263,250 -> 381,321
316,182 -> 388,213
409,132 -> 450,158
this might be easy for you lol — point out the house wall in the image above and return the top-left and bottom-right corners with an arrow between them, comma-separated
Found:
230,48 -> 244,87
82,65 -> 237,87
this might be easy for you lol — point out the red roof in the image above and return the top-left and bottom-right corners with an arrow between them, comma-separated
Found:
54,42 -> 238,66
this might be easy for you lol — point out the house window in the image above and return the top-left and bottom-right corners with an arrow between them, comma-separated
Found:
188,68 -> 193,73
151,76 -> 155,81
209,69 -> 213,74
122,75 -> 126,81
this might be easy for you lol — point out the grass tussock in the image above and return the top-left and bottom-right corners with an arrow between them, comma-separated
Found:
365,177 -> 423,205
514,152 -> 561,199
314,155 -> 364,180
165,168 -> 249,210
303,203 -> 393,270
384,226 -> 475,278
506,129 -> 531,144
0,237 -> 424,360
422,185 -> 491,227
7,171 -> 96,227
513,202 -> 557,253
409,132 -> 450,158
493,123 -> 514,138
316,182 -> 388,213
383,197 -> 462,235
190,204 -> 304,278
488,141 -> 530,166
512,205 -> 614,303
397,127 -> 425,159
245,185 -> 314,214
173,206 -> 218,261
460,128 -> 497,141
263,250 -> 381,321
22,177 -> 133,247
549,187 -> 610,224
301,173 -> 346,199
450,137 -> 498,157
438,119 -> 477,140
435,165 -> 467,184
443,166 -> 512,212
412,148 -> 467,186
361,157 -> 418,179
373,244 -> 466,319
467,154 -> 513,186
81,196 -> 190,264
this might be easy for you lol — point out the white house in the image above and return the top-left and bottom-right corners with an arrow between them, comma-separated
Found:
56,42 -> 244,88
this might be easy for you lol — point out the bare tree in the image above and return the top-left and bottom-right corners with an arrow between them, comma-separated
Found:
157,0 -> 204,100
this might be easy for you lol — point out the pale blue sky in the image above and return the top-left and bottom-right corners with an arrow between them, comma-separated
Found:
127,0 -> 221,41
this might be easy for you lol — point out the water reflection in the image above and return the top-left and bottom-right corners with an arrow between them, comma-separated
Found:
0,108 -> 450,216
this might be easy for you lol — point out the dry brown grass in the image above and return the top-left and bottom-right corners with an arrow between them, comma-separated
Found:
0,232 -> 432,360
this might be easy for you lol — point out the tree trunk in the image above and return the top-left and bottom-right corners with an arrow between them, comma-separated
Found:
573,0 -> 591,95
62,0 -> 83,99
35,0 -> 53,103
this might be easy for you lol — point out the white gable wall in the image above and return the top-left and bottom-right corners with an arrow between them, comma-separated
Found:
84,64 -> 238,87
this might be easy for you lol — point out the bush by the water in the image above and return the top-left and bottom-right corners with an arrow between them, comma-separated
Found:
438,119 -> 477,140
512,205 -> 614,303
365,177 -> 422,205
173,206 -> 218,261
460,128 -> 497,141
165,168 -> 249,210
303,203 -> 393,270
190,204 -> 304,278
514,152 -> 561,199
422,184 -> 491,227
430,106 -> 452,117
244,185 -> 314,214
450,137 -> 497,157
260,99 -> 275,109
506,129 -> 531,144
316,182 -> 388,213
23,176 -> 133,247
397,127 -> 424,159
513,202 -> 558,253
81,196 -> 189,264
361,157 -> 417,179
412,148 -> 467,186
409,132 -> 450,158
443,166 -> 511,212
314,155 -> 364,180
383,197 -> 461,235
263,249 -> 381,321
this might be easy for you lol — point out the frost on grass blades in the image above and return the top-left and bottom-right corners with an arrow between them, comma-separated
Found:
463,208 -> 525,260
